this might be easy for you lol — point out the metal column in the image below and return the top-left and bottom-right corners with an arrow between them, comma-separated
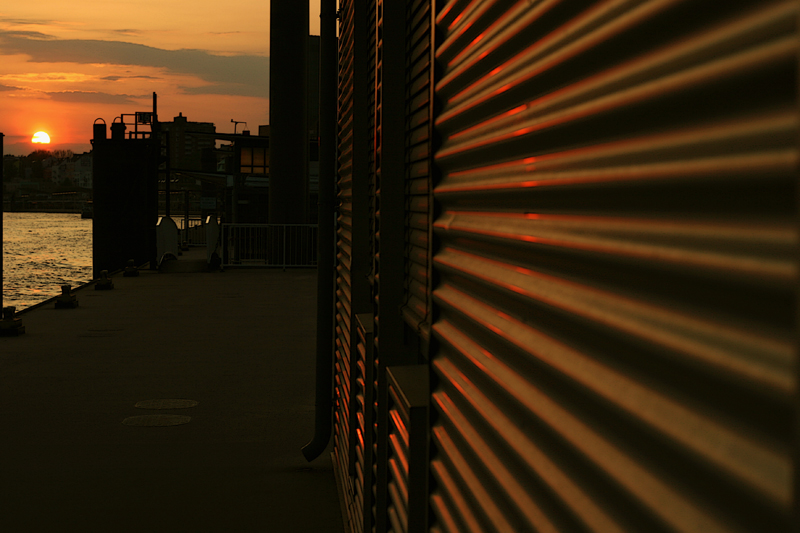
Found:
269,2 -> 309,224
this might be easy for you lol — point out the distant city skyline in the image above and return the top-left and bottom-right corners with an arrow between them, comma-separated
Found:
0,1 -> 321,155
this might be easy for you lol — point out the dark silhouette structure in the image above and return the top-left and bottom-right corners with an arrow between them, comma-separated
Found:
91,99 -> 159,278
269,3 -> 308,224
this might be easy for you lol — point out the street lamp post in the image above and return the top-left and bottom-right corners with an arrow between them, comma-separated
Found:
231,120 -> 246,135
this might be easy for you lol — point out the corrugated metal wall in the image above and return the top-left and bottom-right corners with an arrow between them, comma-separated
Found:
334,1 -> 379,532
334,0 -> 357,518
429,1 -> 797,532
386,365 -> 430,533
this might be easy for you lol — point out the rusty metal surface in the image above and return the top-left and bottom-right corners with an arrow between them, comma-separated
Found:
429,0 -> 797,531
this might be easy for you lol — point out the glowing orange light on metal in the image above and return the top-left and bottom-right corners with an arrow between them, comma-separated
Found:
487,323 -> 503,336
448,13 -> 464,30
448,34 -> 485,67
441,12 -> 603,118
436,2 -> 455,23
448,104 -> 528,140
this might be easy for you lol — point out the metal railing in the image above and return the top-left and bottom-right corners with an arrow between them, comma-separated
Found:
221,224 -> 318,268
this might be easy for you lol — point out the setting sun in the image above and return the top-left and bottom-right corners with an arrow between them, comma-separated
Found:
31,131 -> 50,144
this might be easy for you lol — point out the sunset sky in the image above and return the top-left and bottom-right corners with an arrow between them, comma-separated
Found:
1,1 -> 321,155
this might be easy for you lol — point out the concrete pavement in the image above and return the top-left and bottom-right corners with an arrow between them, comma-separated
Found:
0,257 -> 343,532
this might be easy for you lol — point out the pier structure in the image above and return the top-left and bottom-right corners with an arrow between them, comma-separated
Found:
0,253 -> 343,531
3,1 -> 800,532
91,99 -> 160,279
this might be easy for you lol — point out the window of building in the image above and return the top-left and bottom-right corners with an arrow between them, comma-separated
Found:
239,146 -> 268,174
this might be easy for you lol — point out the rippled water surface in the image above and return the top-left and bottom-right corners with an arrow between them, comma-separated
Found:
3,212 -> 92,309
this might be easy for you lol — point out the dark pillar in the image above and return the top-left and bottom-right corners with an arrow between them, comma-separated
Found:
92,122 -> 159,278
374,3 -> 416,530
377,3 -> 415,366
269,2 -> 308,224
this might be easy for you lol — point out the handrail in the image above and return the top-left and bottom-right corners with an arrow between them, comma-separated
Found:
221,223 -> 319,269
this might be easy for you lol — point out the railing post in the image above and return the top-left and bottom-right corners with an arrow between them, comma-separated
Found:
283,225 -> 287,271
1,132 -> 3,312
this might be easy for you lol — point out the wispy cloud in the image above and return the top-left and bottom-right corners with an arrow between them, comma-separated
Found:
0,83 -> 22,91
0,30 -> 268,97
0,72 -> 93,83
1,18 -> 56,26
112,29 -> 142,36
45,90 -> 140,104
181,83 -> 266,97
101,74 -> 160,81
1,30 -> 55,40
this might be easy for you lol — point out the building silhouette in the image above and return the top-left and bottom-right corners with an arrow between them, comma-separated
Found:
159,113 -> 216,172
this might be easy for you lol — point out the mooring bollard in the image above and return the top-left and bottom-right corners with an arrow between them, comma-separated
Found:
95,270 -> 114,290
55,284 -> 79,309
123,259 -> 140,277
0,306 -> 25,336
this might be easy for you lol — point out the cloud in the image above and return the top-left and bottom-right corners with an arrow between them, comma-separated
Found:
181,83 -> 266,98
112,29 -> 142,37
102,75 -> 161,81
0,31 -> 268,97
0,83 -> 22,91
1,30 -> 54,40
1,18 -> 56,26
45,91 -> 140,105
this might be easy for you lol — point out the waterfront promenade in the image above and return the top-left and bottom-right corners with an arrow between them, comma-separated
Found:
0,255 -> 343,532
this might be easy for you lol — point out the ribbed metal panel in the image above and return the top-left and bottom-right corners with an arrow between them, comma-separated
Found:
353,313 -> 375,533
430,1 -> 797,532
334,0 -> 357,504
386,365 -> 430,533
403,0 -> 434,336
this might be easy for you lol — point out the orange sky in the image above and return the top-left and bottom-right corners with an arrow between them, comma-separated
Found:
0,1 -> 321,155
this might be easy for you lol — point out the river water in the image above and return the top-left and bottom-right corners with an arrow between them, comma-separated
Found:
2,212 -> 93,310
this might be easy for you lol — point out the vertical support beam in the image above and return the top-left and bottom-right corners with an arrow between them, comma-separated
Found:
269,2 -> 309,224
184,189 -> 190,244
302,0 -> 338,463
373,2 -> 416,531
0,132 -> 3,312
377,2 -> 410,362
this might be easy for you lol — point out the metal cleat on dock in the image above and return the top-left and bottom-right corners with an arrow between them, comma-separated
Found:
95,270 -> 114,290
123,259 -> 140,277
55,285 -> 79,309
0,306 -> 25,336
